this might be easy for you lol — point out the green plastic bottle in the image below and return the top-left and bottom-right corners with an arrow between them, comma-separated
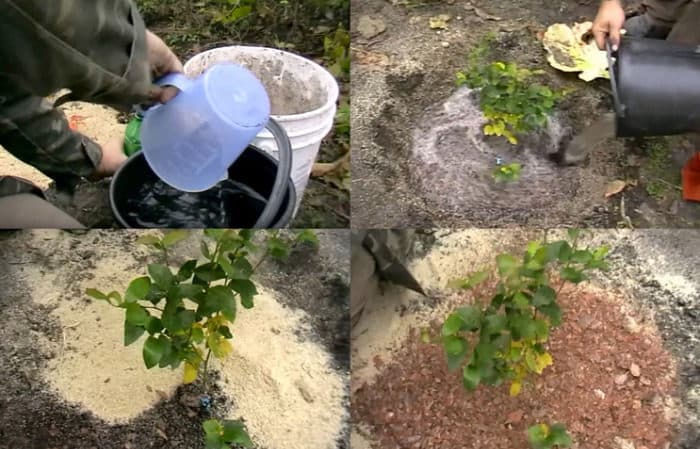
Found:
123,114 -> 143,157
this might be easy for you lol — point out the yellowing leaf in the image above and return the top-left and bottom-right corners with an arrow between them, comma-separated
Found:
184,362 -> 198,384
542,22 -> 609,82
429,14 -> 451,30
605,179 -> 628,198
534,352 -> 553,373
510,380 -> 522,396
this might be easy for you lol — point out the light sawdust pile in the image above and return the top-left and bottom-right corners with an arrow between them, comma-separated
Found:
216,289 -> 347,449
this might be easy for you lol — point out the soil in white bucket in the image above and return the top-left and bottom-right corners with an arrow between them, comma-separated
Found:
184,47 -> 339,212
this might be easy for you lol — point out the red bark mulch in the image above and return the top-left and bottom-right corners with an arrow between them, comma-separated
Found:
352,283 -> 678,449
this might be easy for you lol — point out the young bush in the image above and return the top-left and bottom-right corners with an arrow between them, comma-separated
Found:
86,229 -> 319,446
527,423 -> 572,449
428,230 -> 608,397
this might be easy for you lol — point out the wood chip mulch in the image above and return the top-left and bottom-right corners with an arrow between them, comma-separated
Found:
352,283 -> 678,449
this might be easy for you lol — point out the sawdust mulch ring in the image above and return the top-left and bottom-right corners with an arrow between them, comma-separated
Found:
351,230 -> 698,449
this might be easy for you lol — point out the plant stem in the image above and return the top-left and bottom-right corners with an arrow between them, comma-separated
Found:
202,348 -> 212,393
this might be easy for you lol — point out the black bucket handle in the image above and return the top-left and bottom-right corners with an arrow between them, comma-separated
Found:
606,39 -> 625,120
254,117 -> 293,228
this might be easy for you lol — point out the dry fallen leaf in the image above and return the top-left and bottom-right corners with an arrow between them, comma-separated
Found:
429,14 -> 451,30
353,48 -> 390,67
605,180 -> 628,198
543,22 -> 609,81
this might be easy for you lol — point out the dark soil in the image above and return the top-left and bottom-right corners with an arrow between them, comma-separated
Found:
0,229 -> 350,449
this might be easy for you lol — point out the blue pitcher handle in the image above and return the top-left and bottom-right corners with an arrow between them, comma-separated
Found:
139,73 -> 192,115
155,72 -> 192,91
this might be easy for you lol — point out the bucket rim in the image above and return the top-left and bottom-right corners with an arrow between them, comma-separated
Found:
183,45 -> 340,122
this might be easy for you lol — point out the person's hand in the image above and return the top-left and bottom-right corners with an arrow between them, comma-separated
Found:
94,136 -> 128,178
145,30 -> 183,104
592,0 -> 626,50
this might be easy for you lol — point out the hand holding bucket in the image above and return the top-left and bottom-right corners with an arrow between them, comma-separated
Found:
140,63 -> 271,192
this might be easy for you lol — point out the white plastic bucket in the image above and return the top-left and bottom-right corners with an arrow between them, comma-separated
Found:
184,46 -> 340,213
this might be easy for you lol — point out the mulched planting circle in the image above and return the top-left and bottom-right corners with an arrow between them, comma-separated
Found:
353,281 -> 678,449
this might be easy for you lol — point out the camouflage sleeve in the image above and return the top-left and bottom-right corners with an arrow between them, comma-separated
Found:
0,0 -> 152,109
0,88 -> 102,189
0,0 -> 153,185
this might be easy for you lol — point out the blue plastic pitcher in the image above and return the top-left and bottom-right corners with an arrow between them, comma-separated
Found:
140,63 -> 271,192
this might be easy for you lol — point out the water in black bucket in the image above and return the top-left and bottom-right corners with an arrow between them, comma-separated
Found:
125,178 -> 267,228
110,146 -> 296,229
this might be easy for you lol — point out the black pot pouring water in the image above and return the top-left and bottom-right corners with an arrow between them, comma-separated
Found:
110,117 -> 295,229
607,37 -> 700,137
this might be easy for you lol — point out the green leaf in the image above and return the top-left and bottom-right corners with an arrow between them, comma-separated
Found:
443,335 -> 467,356
148,264 -> 174,289
547,424 -> 572,447
508,313 -> 536,340
537,303 -> 563,326
533,319 -> 549,340
143,335 -> 168,368
177,260 -> 198,281
570,250 -> 592,265
532,286 -> 556,307
483,314 -> 507,335
230,279 -> 257,309
191,327 -> 205,343
125,303 -> 149,326
527,424 -> 549,449
442,313 -> 464,336
125,277 -> 151,303
567,229 -> 580,241
204,229 -> 225,240
200,240 -> 211,260
194,263 -> 226,282
136,234 -> 161,247
455,306 -> 482,331
124,321 -> 145,346
547,241 -> 572,262
560,267 -> 586,283
204,420 -> 224,449
145,316 -> 163,334
295,229 -> 319,245
176,283 -> 205,300
162,230 -> 188,248
203,285 -> 237,321
227,257 -> 254,280
267,236 -> 290,259
85,288 -> 108,300
496,254 -> 518,276
513,292 -> 530,309
222,420 -> 253,447
462,364 -> 481,390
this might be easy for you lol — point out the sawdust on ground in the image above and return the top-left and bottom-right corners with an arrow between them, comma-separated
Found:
216,289 -> 347,449
19,230 -> 346,449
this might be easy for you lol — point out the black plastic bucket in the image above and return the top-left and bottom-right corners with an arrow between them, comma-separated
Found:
609,37 -> 700,137
110,146 -> 296,228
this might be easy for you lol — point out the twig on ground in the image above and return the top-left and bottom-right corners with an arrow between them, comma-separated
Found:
464,2 -> 502,21
620,195 -> 634,229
